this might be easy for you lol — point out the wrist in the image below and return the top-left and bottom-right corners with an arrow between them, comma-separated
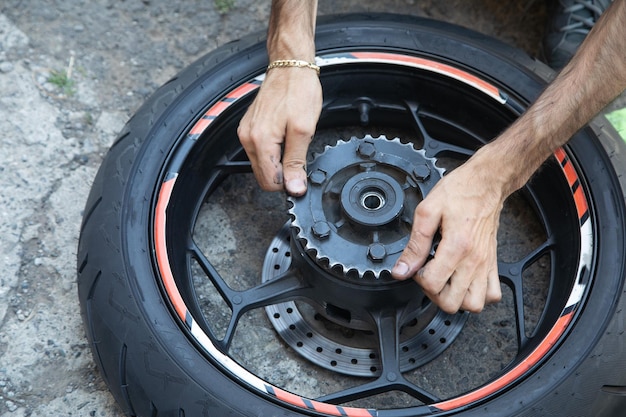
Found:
267,0 -> 317,62
467,142 -> 528,199
267,31 -> 315,62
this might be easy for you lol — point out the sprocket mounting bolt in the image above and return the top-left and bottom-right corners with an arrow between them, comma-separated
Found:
413,164 -> 431,181
311,221 -> 331,239
309,169 -> 327,185
367,243 -> 387,262
357,140 -> 376,159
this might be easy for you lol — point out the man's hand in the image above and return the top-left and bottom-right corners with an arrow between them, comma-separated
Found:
238,0 -> 320,196
238,68 -> 322,196
392,158 -> 504,314
391,0 -> 626,314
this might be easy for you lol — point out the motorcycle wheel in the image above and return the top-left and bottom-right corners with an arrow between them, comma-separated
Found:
77,13 -> 626,417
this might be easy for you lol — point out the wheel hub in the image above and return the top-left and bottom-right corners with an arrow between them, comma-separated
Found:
289,136 -> 441,279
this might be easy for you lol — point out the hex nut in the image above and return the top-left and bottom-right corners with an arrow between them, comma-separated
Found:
357,140 -> 376,159
413,164 -> 431,181
309,169 -> 327,185
367,243 -> 386,262
311,221 -> 331,239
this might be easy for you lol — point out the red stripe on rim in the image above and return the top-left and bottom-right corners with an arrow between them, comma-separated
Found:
189,117 -> 212,136
154,175 -> 187,322
271,387 -> 309,409
271,386 -> 376,417
207,100 -> 234,117
350,52 -> 501,99
573,186 -> 589,220
226,82 -> 260,99
554,148 -> 589,220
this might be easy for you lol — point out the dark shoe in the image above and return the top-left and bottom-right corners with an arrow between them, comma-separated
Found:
543,0 -> 613,69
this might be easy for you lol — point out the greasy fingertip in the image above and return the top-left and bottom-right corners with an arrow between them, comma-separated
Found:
391,261 -> 410,279
286,179 -> 307,196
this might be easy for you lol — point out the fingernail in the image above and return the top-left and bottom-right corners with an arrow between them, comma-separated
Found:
286,179 -> 307,196
392,261 -> 409,276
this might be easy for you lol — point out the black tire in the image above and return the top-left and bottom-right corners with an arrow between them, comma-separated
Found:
77,14 -> 626,417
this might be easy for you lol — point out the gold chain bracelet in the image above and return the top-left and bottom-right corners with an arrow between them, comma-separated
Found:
267,59 -> 320,76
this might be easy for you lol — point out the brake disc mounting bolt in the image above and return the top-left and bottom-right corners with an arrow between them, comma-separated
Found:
357,140 -> 376,159
412,163 -> 431,182
312,221 -> 331,240
309,169 -> 327,185
367,243 -> 387,262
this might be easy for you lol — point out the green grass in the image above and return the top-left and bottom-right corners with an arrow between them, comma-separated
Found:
47,69 -> 76,96
215,0 -> 235,13
606,107 -> 626,142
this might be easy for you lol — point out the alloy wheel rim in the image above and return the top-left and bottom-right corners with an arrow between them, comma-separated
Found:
152,51 -> 594,415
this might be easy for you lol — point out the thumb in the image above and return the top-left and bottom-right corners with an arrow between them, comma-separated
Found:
392,203 -> 440,280
282,126 -> 313,196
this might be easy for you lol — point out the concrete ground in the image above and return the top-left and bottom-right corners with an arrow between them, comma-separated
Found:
0,0 -> 623,416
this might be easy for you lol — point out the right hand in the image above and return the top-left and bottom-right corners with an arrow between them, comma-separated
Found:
237,66 -> 322,196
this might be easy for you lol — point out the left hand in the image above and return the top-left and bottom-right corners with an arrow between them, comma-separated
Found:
391,159 -> 504,314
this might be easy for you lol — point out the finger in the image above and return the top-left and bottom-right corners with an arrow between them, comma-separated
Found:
282,123 -> 313,196
392,203 -> 440,280
253,141 -> 285,192
428,275 -> 466,315
485,260 -> 502,305
415,232 -> 468,296
460,272 -> 488,313
237,121 -> 285,192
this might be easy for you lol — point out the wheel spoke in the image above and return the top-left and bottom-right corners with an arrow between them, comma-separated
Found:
318,309 -> 440,405
191,242 -> 236,304
220,269 -> 308,350
498,236 -> 555,348
192,242 -> 309,350
405,101 -> 475,159
214,159 -> 252,175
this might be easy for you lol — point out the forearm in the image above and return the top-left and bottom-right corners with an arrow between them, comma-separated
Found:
267,0 -> 318,62
475,0 -> 626,195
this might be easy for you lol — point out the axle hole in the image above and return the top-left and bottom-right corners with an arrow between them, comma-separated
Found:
360,190 -> 386,211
